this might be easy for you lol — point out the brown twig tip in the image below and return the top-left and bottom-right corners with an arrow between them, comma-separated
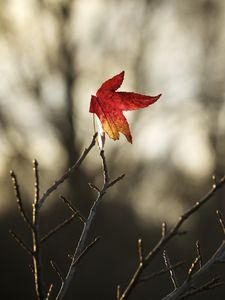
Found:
107,174 -> 125,189
138,239 -> 144,263
33,158 -> 38,167
33,159 -> 40,205
212,174 -> 217,189
117,285 -> 121,300
216,210 -> 225,235
162,222 -> 167,238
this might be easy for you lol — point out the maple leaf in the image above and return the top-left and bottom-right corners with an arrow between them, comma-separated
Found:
89,71 -> 161,144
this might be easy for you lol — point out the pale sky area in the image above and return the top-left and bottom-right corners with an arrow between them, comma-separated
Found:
0,0 -> 225,225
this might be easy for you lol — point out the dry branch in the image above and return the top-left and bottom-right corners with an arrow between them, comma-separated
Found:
38,132 -> 97,209
163,250 -> 179,289
55,150 -> 125,300
118,175 -> 225,300
162,241 -> 225,300
10,134 -> 98,300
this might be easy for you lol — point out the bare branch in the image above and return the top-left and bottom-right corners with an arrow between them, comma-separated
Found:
118,174 -> 225,300
163,250 -> 179,289
38,132 -> 97,209
55,150 -> 124,300
9,229 -> 33,256
162,240 -> 225,300
41,214 -> 77,243
10,170 -> 33,229
60,195 -> 86,223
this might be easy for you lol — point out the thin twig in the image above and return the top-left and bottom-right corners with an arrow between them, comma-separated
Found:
139,262 -> 185,283
60,195 -> 86,223
32,159 -> 44,300
163,250 -> 179,289
33,159 -> 40,204
51,260 -> 64,283
9,229 -> 33,256
45,284 -> 53,300
38,132 -> 97,209
138,239 -> 144,263
41,214 -> 77,243
162,240 -> 225,300
88,182 -> 101,193
187,256 -> 200,281
100,150 -> 109,183
119,174 -> 225,300
72,236 -> 100,266
216,210 -> 225,235
10,170 -> 33,229
196,241 -> 202,268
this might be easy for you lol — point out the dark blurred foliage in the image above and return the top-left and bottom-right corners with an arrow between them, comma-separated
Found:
0,0 -> 225,299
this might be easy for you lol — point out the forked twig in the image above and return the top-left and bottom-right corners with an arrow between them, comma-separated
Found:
118,175 -> 225,300
55,150 -> 125,300
139,261 -> 184,283
38,132 -> 97,209
60,195 -> 86,223
162,240 -> 225,300
10,134 -> 98,300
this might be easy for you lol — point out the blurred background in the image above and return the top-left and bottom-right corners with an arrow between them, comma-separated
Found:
1,0 -> 225,299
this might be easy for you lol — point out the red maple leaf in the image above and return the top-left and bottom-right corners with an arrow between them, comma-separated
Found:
89,71 -> 161,143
